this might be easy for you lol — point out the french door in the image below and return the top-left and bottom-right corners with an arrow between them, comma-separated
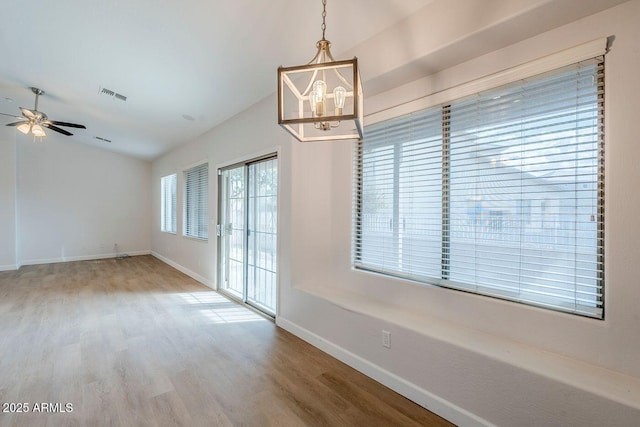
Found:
218,155 -> 278,316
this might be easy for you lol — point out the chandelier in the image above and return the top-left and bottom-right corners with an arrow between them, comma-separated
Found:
277,0 -> 363,142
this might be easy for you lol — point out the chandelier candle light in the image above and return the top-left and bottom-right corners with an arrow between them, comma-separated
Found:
277,0 -> 363,142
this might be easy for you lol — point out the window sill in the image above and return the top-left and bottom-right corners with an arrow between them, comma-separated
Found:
182,235 -> 208,242
295,284 -> 640,411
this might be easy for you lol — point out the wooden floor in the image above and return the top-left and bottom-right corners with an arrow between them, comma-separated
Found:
0,255 -> 453,427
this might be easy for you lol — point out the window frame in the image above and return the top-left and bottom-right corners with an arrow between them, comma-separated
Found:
353,56 -> 605,319
160,173 -> 177,234
183,161 -> 209,241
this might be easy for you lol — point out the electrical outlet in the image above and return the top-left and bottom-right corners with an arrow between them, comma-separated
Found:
382,330 -> 391,348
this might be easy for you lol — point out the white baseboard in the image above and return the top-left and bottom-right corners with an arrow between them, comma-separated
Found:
151,251 -> 215,289
18,250 -> 151,267
0,264 -> 18,272
276,317 -> 490,427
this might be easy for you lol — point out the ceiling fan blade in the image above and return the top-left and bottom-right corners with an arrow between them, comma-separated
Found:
0,112 -> 23,119
19,107 -> 36,119
47,120 -> 86,129
42,123 -> 73,136
6,121 -> 27,127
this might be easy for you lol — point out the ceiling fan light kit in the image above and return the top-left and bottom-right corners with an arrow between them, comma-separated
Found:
16,122 -> 32,135
0,87 -> 86,140
277,0 -> 363,142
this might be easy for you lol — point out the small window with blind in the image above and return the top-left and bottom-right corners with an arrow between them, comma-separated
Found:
354,57 -> 604,318
183,162 -> 209,240
161,173 -> 177,234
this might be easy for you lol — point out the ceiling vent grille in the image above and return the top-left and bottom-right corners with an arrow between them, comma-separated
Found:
99,86 -> 127,102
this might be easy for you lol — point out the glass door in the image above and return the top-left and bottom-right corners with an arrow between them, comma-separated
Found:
218,165 -> 245,299
218,156 -> 278,316
246,158 -> 278,314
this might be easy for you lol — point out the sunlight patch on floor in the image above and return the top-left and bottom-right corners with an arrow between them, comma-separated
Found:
178,291 -> 267,324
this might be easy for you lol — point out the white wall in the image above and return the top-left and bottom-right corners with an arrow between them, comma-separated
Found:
151,1 -> 640,425
16,136 -> 151,265
151,102 -> 287,288
0,127 -> 17,270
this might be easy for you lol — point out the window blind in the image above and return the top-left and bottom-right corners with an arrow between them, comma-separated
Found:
161,173 -> 177,233
354,58 -> 604,318
184,162 -> 209,240
354,108 -> 443,280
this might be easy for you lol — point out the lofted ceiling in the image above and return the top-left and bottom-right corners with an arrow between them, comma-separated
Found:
0,0 -> 629,160
0,0 -> 433,160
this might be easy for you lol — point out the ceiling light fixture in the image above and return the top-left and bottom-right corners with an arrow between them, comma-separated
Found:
1,87 -> 86,139
31,124 -> 46,137
277,0 -> 363,142
16,122 -> 32,135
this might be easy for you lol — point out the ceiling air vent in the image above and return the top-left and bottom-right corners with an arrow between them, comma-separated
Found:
98,86 -> 127,102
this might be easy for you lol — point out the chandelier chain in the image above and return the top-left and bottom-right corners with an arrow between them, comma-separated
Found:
321,0 -> 327,40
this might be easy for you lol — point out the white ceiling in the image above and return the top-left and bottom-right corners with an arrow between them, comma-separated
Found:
0,0 -> 433,160
0,0 -> 628,160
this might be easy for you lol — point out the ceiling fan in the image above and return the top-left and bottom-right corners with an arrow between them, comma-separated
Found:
0,87 -> 86,137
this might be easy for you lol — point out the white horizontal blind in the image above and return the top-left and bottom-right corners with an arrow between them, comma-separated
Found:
161,173 -> 177,233
184,162 -> 209,240
447,58 -> 604,317
354,109 -> 443,281
354,58 -> 604,318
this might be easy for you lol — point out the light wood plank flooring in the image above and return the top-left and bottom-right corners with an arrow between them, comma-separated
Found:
0,255 -> 453,427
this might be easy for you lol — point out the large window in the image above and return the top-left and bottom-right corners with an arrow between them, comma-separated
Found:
161,173 -> 177,233
183,162 -> 209,240
354,58 -> 604,318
